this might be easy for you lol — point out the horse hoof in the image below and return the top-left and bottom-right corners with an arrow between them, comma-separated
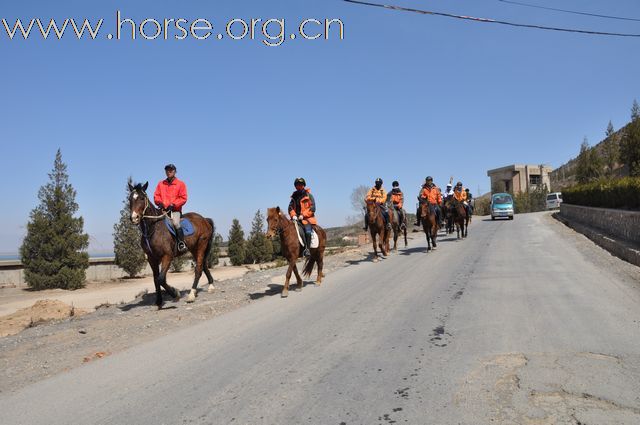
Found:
173,289 -> 181,301
373,257 -> 379,263
186,291 -> 196,303
207,284 -> 215,293
295,287 -> 302,292
281,291 -> 289,298
315,281 -> 322,286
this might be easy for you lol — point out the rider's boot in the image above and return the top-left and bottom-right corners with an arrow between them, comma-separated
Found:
363,214 -> 369,231
303,233 -> 312,257
176,228 -> 188,253
414,206 -> 421,226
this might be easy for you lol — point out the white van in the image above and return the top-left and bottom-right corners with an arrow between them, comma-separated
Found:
546,192 -> 562,210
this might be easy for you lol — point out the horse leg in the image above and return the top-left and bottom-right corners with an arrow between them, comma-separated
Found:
403,225 -> 408,247
371,231 -> 379,262
157,255 -> 177,309
316,254 -> 324,285
393,227 -> 398,252
187,246 -> 206,303
149,258 -> 162,307
203,265 -> 215,293
292,263 -> 303,292
432,222 -> 438,250
282,262 -> 293,298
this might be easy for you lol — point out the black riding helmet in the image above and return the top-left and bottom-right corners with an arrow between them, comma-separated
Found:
164,163 -> 176,171
392,181 -> 399,187
375,178 -> 383,185
294,177 -> 306,187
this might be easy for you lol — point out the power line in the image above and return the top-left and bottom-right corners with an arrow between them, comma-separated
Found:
343,0 -> 640,37
497,0 -> 640,23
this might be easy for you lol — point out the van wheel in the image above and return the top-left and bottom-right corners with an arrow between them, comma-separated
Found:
491,216 -> 495,221
509,216 -> 514,220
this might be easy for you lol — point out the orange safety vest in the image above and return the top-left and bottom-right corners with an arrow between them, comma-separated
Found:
420,186 -> 442,205
389,190 -> 404,209
453,189 -> 467,202
365,187 -> 387,204
289,188 -> 317,225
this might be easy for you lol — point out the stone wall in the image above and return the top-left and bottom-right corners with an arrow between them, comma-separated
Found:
558,204 -> 640,267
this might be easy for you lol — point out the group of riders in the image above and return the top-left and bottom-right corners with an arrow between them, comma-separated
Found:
151,164 -> 473,259
363,177 -> 474,231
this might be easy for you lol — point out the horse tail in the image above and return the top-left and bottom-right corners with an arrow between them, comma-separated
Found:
204,218 -> 215,257
302,256 -> 316,278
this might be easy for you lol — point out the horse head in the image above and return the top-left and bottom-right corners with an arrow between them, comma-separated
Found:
365,201 -> 379,220
128,181 -> 149,224
265,207 -> 283,238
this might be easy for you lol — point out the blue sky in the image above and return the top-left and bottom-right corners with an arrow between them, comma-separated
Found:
1,0 -> 639,254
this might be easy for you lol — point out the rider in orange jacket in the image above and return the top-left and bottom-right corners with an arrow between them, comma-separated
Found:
154,163 -> 188,252
415,176 -> 442,226
288,177 -> 317,257
364,178 -> 391,231
387,181 -> 406,229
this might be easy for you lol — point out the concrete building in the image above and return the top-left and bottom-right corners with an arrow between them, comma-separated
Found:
487,164 -> 552,194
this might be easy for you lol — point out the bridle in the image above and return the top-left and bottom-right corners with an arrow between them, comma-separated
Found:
137,192 -> 168,220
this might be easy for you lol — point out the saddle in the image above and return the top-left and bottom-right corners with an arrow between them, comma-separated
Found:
420,203 -> 437,218
164,217 -> 196,237
293,221 -> 319,248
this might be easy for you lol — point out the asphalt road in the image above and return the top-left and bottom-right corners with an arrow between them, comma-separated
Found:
2,212 -> 640,425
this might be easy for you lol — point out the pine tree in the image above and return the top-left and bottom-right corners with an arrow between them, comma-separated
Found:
227,219 -> 246,266
602,121 -> 619,177
622,100 -> 640,176
206,233 -> 223,267
245,210 -> 273,264
576,138 -> 602,184
113,178 -> 147,278
20,149 -> 89,290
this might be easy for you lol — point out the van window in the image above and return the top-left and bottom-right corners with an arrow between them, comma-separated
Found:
546,194 -> 557,201
493,195 -> 513,204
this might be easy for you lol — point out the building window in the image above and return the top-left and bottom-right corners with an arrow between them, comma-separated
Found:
529,175 -> 542,185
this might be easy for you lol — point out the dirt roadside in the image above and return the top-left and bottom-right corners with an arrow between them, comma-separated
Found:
0,245 -> 377,395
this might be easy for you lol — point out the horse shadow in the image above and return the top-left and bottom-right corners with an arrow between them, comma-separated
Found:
249,281 -> 316,300
399,247 -> 429,255
344,257 -> 372,266
118,290 -> 179,311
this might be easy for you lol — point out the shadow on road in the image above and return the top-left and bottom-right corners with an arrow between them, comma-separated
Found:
249,282 -> 316,300
118,291 -> 180,311
399,247 -> 427,255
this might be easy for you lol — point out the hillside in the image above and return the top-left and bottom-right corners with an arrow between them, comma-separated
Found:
550,122 -> 630,190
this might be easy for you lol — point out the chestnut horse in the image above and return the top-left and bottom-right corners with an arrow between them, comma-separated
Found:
366,201 -> 390,261
128,182 -> 215,308
420,202 -> 439,252
447,199 -> 468,239
266,207 -> 326,298
391,208 -> 408,252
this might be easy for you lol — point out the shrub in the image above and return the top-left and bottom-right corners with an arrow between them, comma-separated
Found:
563,177 -> 640,209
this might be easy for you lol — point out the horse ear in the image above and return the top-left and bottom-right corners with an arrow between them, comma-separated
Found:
128,182 -> 134,192
142,181 -> 149,191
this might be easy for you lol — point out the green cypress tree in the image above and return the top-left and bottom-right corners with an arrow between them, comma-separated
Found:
227,219 -> 246,266
622,100 -> 640,176
602,121 -> 619,177
206,232 -> 223,268
245,210 -> 273,264
576,138 -> 602,184
20,149 -> 89,290
113,178 -> 147,278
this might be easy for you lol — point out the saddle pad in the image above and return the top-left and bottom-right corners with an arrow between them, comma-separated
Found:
164,217 -> 195,236
293,221 -> 319,249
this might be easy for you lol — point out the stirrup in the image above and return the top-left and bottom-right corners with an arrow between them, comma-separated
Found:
177,241 -> 187,252
303,248 -> 311,257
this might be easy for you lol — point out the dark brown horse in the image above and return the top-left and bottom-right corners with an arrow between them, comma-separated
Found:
128,182 -> 215,308
366,201 -> 390,261
448,199 -> 468,239
390,207 -> 408,252
420,202 -> 439,251
265,207 -> 326,298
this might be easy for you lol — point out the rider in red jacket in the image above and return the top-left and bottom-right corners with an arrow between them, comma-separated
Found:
154,164 -> 188,252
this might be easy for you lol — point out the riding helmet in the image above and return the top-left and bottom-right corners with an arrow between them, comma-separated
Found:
375,178 -> 383,185
294,177 -> 306,187
164,163 -> 177,171
392,181 -> 399,187
425,176 -> 433,182
456,181 -> 463,187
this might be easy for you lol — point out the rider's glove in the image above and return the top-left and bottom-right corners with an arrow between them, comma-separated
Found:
167,204 -> 175,212
292,216 -> 298,221
157,202 -> 164,210
298,215 -> 304,221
